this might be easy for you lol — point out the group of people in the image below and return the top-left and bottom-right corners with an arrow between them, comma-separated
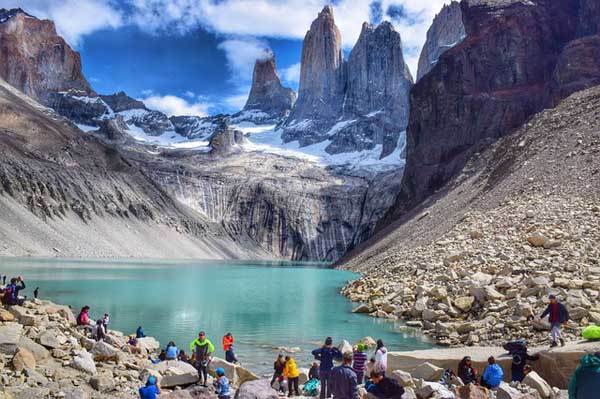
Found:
75,305 -> 111,342
0,275 -> 38,306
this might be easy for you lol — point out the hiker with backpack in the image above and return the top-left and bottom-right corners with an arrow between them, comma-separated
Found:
312,336 -> 343,398
189,331 -> 215,387
504,339 -> 539,382
540,294 -> 570,347
222,332 -> 238,364
2,276 -> 26,306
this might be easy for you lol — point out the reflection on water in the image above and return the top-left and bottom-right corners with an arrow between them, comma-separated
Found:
0,257 -> 431,374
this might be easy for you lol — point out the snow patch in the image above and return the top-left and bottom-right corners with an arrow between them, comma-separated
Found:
76,124 -> 100,132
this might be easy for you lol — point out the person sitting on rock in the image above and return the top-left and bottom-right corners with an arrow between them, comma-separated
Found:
330,352 -> 359,399
312,336 -> 343,398
214,367 -> 231,399
76,306 -> 91,326
2,276 -> 26,306
136,326 -> 146,338
178,350 -> 190,363
457,356 -> 478,384
165,341 -> 179,360
481,356 -> 504,389
352,343 -> 368,384
309,361 -> 320,381
365,370 -> 404,399
540,294 -> 570,347
284,355 -> 301,397
139,375 -> 160,399
189,331 -> 215,387
568,352 -> 600,399
222,332 -> 238,364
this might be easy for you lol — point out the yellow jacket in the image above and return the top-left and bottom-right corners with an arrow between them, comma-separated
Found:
283,358 -> 300,378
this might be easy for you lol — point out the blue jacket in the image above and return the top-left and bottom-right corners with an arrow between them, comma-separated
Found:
482,364 -> 504,388
312,346 -> 342,372
215,376 -> 231,397
139,384 -> 160,399
136,327 -> 145,338
329,365 -> 358,399
166,345 -> 179,360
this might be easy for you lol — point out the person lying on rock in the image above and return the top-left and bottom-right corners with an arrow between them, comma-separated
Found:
190,331 -> 215,387
539,294 -> 570,348
365,370 -> 405,399
481,356 -> 504,389
457,356 -> 478,384
139,375 -> 160,399
214,367 -> 231,399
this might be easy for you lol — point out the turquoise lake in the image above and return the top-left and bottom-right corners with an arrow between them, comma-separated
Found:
0,258 -> 431,374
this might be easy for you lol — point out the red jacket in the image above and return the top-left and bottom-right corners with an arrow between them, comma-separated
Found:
222,335 -> 234,351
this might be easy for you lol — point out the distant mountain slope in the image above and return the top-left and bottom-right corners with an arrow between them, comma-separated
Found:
0,78 -> 264,259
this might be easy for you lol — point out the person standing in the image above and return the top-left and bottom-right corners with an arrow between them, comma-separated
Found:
312,337 -> 343,398
284,355 -> 300,397
33,287 -> 39,299
365,370 -> 404,399
329,352 -> 359,399
374,340 -> 388,374
102,313 -> 110,330
568,352 -> 600,399
352,343 -> 368,384
481,356 -> 504,389
270,354 -> 286,392
508,343 -> 539,382
457,356 -> 478,384
189,331 -> 215,387
222,332 -> 238,363
540,294 -> 570,347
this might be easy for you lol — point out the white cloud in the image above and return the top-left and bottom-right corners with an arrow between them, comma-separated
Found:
141,94 -> 209,117
281,63 -> 301,87
218,37 -> 272,83
223,91 -> 250,112
6,0 -> 122,46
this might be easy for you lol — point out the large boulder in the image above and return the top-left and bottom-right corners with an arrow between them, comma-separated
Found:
89,375 -> 116,393
8,306 -> 35,326
0,309 -> 15,322
38,329 -> 66,349
454,384 -> 489,399
70,350 -> 97,375
91,341 -> 119,362
210,357 -> 259,387
522,371 -> 552,398
235,379 -> 279,399
412,362 -> 444,382
18,336 -> 49,362
11,347 -> 36,371
148,360 -> 199,388
0,323 -> 23,355
137,336 -> 160,352
415,382 -> 455,399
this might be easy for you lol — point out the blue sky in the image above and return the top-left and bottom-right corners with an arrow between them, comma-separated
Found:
8,0 -> 450,116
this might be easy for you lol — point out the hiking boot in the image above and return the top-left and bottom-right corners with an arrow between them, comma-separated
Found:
560,338 -> 565,347
550,341 -> 558,348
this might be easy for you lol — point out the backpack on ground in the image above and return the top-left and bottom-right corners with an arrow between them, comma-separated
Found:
503,339 -> 527,354
303,378 -> 320,397
582,325 -> 600,340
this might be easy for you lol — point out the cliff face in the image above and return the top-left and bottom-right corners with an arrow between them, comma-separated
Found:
416,1 -> 465,81
392,0 -> 598,217
0,8 -> 92,105
241,54 -> 296,122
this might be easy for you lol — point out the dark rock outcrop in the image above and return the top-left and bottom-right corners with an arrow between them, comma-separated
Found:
282,5 -> 344,145
209,125 -> 247,155
170,115 -> 226,140
241,54 -> 296,122
392,0 -> 600,217
416,1 -> 465,81
46,90 -> 110,125
0,8 -> 92,105
100,92 -> 146,113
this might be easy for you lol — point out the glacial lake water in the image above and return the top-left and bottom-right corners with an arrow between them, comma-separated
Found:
0,258 -> 432,375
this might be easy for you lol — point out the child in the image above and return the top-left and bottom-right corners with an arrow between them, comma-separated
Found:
309,361 -> 320,381
284,355 -> 300,397
139,375 -> 160,399
214,367 -> 231,399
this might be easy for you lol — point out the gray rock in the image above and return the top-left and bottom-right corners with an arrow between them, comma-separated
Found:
0,323 -> 23,355
18,336 -> 50,361
64,390 -> 90,399
89,375 -> 115,392
38,330 -> 66,349
70,351 -> 97,375
235,379 -> 279,399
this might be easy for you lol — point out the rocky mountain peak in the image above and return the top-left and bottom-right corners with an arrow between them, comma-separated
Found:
241,52 -> 296,121
100,91 -> 147,113
0,8 -> 92,105
416,1 -> 465,81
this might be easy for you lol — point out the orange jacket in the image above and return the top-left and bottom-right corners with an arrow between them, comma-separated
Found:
222,335 -> 234,351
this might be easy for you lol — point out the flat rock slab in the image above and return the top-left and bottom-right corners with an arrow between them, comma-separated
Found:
0,323 -> 23,355
387,340 -> 600,389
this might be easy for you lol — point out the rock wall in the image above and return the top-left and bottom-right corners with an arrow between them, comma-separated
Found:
392,0 -> 599,217
0,8 -> 92,105
416,1 -> 465,81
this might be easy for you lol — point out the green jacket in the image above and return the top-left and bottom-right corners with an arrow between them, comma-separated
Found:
569,354 -> 600,399
189,337 -> 215,359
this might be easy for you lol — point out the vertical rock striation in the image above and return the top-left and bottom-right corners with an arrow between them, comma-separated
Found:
241,53 -> 296,122
0,8 -> 92,105
389,0 -> 600,221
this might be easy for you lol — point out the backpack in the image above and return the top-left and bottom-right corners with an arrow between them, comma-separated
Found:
2,285 -> 14,304
503,339 -> 527,354
303,379 -> 320,397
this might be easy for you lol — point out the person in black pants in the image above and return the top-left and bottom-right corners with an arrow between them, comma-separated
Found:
270,354 -> 286,391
